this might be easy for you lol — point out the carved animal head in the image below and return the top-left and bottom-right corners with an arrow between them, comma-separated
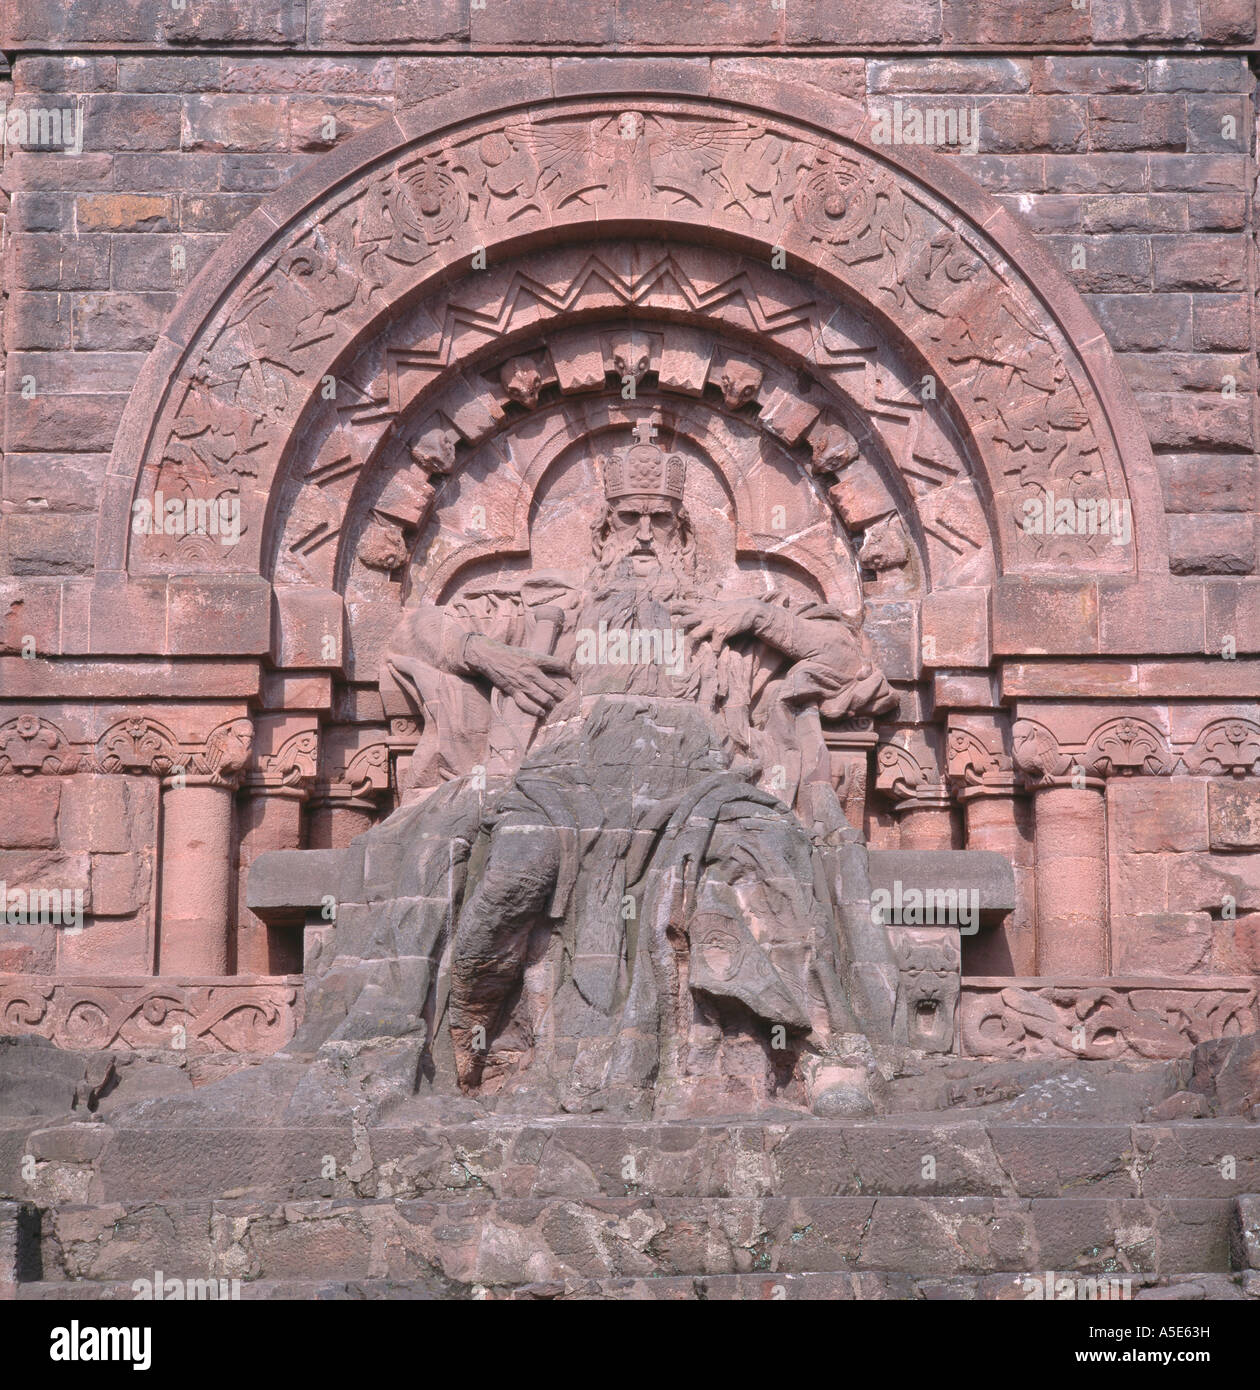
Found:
611,335 -> 651,386
500,356 -> 544,410
409,427 -> 458,476
858,516 -> 909,572
902,956 -> 953,1004
358,521 -> 409,572
808,422 -> 860,475
718,360 -> 764,410
897,941 -> 959,1054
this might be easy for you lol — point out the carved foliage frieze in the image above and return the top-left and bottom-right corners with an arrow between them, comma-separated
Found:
0,977 -> 301,1055
961,979 -> 1258,1061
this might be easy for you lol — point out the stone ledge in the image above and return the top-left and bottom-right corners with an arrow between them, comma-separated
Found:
18,1194 -> 1238,1280
249,846 -> 1017,919
2,3 -> 1253,52
12,1270 -> 1259,1300
868,849 -> 1015,915
247,848 -> 358,919
1001,660 -> 1260,699
0,658 -> 265,700
14,1118 -> 1259,1204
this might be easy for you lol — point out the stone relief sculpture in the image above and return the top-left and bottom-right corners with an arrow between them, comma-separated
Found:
6,37 -> 1260,1303
299,422 -> 905,1118
892,935 -> 961,1055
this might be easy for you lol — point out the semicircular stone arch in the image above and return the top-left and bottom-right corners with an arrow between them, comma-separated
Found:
102,66 -> 1169,618
275,244 -> 991,598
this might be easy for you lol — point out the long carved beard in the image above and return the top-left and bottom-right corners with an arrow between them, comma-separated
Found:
592,536 -> 692,608
588,541 -> 695,633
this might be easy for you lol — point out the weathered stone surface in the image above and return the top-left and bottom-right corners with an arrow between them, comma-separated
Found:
1,14 -> 1258,1304
1188,1034 -> 1260,1117
13,1192 -> 1234,1283
0,1037 -> 113,1118
42,1118 -> 1260,1204
1233,1196 -> 1260,1270
1208,782 -> 1260,851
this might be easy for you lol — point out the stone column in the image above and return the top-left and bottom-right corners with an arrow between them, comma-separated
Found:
235,778 -> 308,974
1031,781 -> 1109,976
960,787 -> 1036,975
876,736 -> 959,850
158,774 -> 236,976
896,790 -> 959,850
307,782 -> 378,849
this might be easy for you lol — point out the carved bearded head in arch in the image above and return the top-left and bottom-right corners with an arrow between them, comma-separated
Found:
591,441 -> 696,587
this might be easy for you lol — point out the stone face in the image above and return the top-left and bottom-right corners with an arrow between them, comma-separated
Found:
0,10 -> 1258,1303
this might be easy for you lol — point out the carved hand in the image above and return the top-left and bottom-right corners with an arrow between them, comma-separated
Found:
669,598 -> 763,652
464,634 -> 570,717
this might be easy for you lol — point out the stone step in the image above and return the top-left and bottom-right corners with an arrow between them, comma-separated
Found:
13,1271 -> 1260,1301
7,1119 -> 1258,1204
23,1195 -> 1240,1283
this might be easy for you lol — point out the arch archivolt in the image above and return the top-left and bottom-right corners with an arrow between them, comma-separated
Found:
270,240 -> 1006,633
108,81 -> 1162,601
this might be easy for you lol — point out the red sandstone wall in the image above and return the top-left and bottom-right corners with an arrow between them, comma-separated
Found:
0,2 -> 1256,1049
1,47 -> 1253,581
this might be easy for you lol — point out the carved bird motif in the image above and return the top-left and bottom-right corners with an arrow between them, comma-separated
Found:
500,112 -> 769,211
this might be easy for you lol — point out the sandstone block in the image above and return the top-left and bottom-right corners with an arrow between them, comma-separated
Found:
1152,235 -> 1247,290
1092,0 -> 1197,41
76,194 -> 175,233
1138,395 -> 1250,451
272,587 -> 346,670
81,94 -> 181,152
181,95 -> 289,153
59,776 -> 156,854
0,779 -> 61,850
1193,295 -> 1251,351
942,0 -> 1088,44
1168,515 -> 1256,576
13,235 -> 110,292
1046,233 -> 1150,292
979,97 -> 1087,153
1114,913 -> 1212,975
1112,778 -> 1208,853
4,513 -> 98,575
1157,454 -> 1255,513
921,589 -> 991,668
790,0 -> 940,43
870,59 -> 1030,93
1199,0 -> 1256,42
1035,57 -> 1145,93
1208,782 -> 1260,851
1088,95 -> 1186,150
1090,292 -> 1191,349
73,292 -> 176,351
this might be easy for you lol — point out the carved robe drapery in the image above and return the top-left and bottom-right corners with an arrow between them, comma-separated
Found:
358,561 -> 900,1114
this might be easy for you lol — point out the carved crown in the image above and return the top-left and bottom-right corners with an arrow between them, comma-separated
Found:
601,442 -> 686,502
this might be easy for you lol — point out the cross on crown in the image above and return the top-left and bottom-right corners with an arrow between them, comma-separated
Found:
601,417 -> 686,501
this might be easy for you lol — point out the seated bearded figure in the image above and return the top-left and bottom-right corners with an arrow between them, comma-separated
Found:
368,433 -> 900,1117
